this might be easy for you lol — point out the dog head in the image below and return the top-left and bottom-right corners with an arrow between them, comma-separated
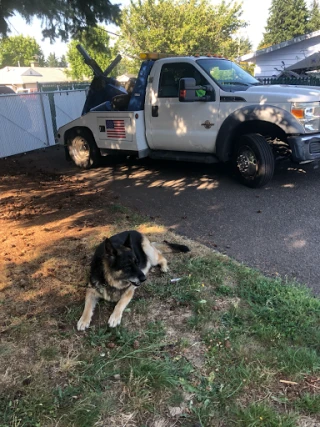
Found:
104,234 -> 146,286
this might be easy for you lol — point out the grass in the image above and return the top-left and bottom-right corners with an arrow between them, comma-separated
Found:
234,403 -> 298,426
1,225 -> 320,426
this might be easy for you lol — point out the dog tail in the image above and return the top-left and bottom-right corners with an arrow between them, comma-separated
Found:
163,240 -> 190,253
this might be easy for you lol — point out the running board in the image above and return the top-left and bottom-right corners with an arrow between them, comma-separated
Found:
149,150 -> 219,164
99,148 -> 150,158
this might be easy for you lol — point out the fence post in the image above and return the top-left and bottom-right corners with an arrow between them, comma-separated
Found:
39,93 -> 50,146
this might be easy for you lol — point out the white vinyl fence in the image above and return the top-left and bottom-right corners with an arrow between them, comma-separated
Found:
0,90 -> 87,158
53,91 -> 87,130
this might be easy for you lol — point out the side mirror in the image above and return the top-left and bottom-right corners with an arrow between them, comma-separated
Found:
179,78 -> 213,102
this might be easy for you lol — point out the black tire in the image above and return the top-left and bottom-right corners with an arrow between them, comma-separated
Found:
67,130 -> 101,169
233,133 -> 275,188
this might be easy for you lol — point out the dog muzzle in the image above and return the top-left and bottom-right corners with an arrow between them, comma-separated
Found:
129,276 -> 146,287
129,281 -> 139,287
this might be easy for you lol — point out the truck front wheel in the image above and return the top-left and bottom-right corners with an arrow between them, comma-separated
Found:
233,134 -> 275,188
68,131 -> 101,169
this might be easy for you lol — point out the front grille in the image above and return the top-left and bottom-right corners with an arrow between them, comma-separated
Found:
309,141 -> 320,154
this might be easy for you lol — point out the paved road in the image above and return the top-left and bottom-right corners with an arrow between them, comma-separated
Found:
10,146 -> 320,293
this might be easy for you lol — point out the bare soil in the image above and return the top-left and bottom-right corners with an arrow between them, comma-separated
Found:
0,150 -> 206,400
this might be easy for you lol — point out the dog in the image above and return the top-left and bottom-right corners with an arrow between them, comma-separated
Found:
77,230 -> 189,330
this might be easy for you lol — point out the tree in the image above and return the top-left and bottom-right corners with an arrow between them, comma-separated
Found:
308,0 -> 320,32
45,52 -> 68,67
0,0 -> 120,41
66,27 -> 112,80
259,0 -> 309,48
46,52 -> 60,67
118,0 -> 249,73
59,55 -> 68,67
0,35 -> 44,67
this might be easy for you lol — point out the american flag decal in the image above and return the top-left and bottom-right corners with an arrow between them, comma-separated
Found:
105,119 -> 126,139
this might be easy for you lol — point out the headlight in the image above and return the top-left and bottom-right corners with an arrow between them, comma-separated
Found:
291,102 -> 320,133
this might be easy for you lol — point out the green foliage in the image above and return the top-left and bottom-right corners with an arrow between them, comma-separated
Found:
118,0 -> 250,64
45,52 -> 68,68
111,43 -> 142,76
259,0 -> 309,48
308,0 -> 320,32
66,27 -> 112,80
59,55 -> 68,68
238,62 -> 255,76
45,52 -> 60,67
0,35 -> 44,67
0,0 -> 120,42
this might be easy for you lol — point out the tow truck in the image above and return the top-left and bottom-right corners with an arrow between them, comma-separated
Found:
56,46 -> 320,187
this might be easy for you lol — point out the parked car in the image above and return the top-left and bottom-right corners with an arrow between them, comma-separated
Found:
0,86 -> 15,95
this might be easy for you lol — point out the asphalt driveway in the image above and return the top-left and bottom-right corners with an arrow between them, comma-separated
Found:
5,145 -> 320,293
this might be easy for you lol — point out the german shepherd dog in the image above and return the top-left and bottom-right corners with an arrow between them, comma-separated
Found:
77,230 -> 189,330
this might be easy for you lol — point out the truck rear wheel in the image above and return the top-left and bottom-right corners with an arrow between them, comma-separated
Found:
68,131 -> 101,169
233,133 -> 275,188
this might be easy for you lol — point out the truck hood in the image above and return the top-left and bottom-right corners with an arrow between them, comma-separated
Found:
238,84 -> 320,103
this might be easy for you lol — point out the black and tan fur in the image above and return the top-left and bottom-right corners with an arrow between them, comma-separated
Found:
77,230 -> 189,330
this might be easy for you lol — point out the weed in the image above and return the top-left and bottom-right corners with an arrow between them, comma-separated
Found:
234,403 -> 298,426
294,393 -> 320,415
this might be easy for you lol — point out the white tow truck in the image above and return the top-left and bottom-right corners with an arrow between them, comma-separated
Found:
56,48 -> 320,187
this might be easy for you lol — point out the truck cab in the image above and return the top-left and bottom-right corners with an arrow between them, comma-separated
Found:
56,50 -> 320,188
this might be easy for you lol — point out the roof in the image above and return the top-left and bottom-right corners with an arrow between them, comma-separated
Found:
286,51 -> 320,71
240,29 -> 320,62
0,66 -> 72,85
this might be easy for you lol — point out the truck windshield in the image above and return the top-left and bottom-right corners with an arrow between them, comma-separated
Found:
197,59 -> 259,89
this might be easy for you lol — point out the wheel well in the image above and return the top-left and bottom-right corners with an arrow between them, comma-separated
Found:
64,127 -> 97,162
64,126 -> 95,145
223,120 -> 289,161
232,120 -> 287,144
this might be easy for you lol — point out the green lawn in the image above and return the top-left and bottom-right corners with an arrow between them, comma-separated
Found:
1,220 -> 320,426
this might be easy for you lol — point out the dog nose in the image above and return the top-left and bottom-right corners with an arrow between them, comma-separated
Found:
139,274 -> 146,283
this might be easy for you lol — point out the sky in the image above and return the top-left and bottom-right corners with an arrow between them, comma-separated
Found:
6,0 -> 273,60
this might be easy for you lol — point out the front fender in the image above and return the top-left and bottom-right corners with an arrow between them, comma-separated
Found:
216,104 -> 305,162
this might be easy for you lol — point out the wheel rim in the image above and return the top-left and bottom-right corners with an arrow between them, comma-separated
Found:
236,145 -> 258,179
71,137 -> 90,164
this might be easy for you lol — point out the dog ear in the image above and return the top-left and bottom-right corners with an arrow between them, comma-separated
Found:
123,233 -> 132,249
104,238 -> 116,258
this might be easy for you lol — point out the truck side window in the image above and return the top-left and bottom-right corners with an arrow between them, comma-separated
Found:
158,63 -> 210,98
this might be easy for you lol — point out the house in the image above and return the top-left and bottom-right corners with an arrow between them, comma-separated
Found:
0,64 -> 73,93
240,30 -> 320,78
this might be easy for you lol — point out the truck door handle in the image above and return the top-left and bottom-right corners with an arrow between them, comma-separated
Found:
152,106 -> 158,117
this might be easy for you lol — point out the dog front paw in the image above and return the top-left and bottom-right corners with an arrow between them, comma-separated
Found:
77,316 -> 91,331
108,312 -> 122,328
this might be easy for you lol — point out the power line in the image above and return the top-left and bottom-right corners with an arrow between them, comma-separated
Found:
7,20 -> 20,35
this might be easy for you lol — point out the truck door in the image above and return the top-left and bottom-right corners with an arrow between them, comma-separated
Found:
145,61 -> 220,153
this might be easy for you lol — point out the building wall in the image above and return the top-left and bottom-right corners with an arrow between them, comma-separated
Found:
16,83 -> 38,93
250,36 -> 320,78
